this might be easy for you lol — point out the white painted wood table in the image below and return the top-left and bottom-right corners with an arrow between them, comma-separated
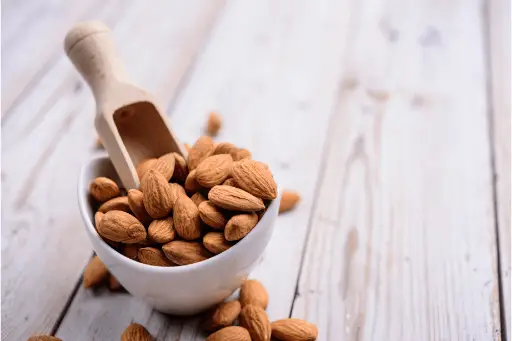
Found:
2,0 -> 510,340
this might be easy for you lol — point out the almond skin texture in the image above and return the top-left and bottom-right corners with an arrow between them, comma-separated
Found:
27,336 -> 62,341
239,305 -> 272,341
203,232 -> 233,254
127,189 -> 152,225
153,152 -> 176,181
174,195 -> 202,240
108,275 -> 123,291
162,241 -> 212,265
206,111 -> 222,136
122,244 -> 140,261
279,190 -> 301,214
168,183 -> 186,208
171,152 -> 189,183
271,319 -> 318,341
141,170 -> 173,218
191,192 -> 207,206
232,159 -> 277,200
98,210 -> 147,243
148,217 -> 175,243
138,247 -> 173,267
198,201 -> 227,229
89,176 -> 120,202
98,196 -> 131,213
83,255 -> 109,288
206,326 -> 251,341
230,148 -> 252,161
240,279 -> 268,309
136,158 -> 157,180
213,142 -> 237,155
121,323 -> 153,341
225,213 -> 259,241
188,136 -> 215,170
195,154 -> 234,188
203,300 -> 242,331
184,169 -> 202,194
209,186 -> 265,212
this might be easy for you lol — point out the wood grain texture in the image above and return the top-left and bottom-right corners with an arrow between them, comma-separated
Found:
1,1 -> 225,340
488,0 -> 511,336
290,0 -> 502,339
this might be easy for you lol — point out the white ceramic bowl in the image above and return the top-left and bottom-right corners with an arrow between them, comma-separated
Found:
78,155 -> 281,315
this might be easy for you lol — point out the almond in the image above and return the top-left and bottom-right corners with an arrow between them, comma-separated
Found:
190,192 -> 207,206
203,300 -> 242,331
231,160 -> 277,200
152,152 -> 176,180
98,196 -> 131,213
138,247 -> 173,267
83,255 -> 109,288
89,176 -> 120,202
206,111 -> 222,136
230,148 -> 251,161
240,279 -> 268,309
271,319 -> 318,341
279,190 -> 300,213
203,232 -> 233,254
239,305 -> 271,341
127,189 -> 152,225
94,211 -> 104,230
162,240 -> 212,265
195,154 -> 234,188
209,186 -> 265,212
171,152 -> 189,183
122,244 -> 140,261
188,136 -> 215,170
27,336 -> 62,341
168,183 -> 186,207
206,326 -> 251,341
136,158 -> 157,180
148,217 -> 175,243
198,201 -> 227,229
108,275 -> 123,291
213,142 -> 237,155
121,323 -> 153,341
223,178 -> 239,187
174,195 -> 202,240
184,169 -> 202,194
98,210 -> 147,243
141,170 -> 173,218
225,213 -> 258,241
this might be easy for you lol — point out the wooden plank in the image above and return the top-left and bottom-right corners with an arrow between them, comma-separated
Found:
291,0 -> 502,339
0,1 -> 225,340
488,0 -> 511,336
56,0 -> 356,339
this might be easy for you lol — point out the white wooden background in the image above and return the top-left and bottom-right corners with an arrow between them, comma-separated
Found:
1,0 -> 510,340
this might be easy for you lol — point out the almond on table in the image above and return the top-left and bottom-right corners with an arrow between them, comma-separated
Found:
203,300 -> 242,331
121,323 -> 153,341
271,319 -> 318,341
279,190 -> 301,214
239,305 -> 272,341
239,279 -> 269,309
83,255 -> 109,288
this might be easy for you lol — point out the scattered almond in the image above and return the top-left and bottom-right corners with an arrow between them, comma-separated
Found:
141,170 -> 173,218
174,195 -> 202,240
184,169 -> 202,194
83,255 -> 109,288
279,190 -> 300,213
98,196 -> 131,213
213,142 -> 237,155
90,177 -> 120,202
225,213 -> 258,241
271,319 -> 318,341
195,154 -> 233,188
232,160 -> 277,200
162,240 -> 212,265
97,210 -> 147,243
188,136 -> 215,170
239,305 -> 272,341
240,279 -> 268,309
136,158 -> 157,180
27,336 -> 62,341
148,217 -> 175,243
138,247 -> 173,267
190,192 -> 207,206
206,111 -> 222,136
153,152 -> 176,180
230,148 -> 251,161
127,189 -> 152,225
203,300 -> 242,331
203,232 -> 233,254
108,275 -> 123,291
206,326 -> 251,341
121,323 -> 153,341
209,186 -> 265,212
198,201 -> 227,229
171,152 -> 189,183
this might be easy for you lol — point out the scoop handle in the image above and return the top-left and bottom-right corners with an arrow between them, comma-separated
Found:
64,21 -> 128,102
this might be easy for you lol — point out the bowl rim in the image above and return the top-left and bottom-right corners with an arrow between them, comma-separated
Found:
78,154 -> 281,274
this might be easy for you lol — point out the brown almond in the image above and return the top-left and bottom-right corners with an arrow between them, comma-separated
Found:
203,232 -> 233,254
98,196 -> 131,213
240,279 -> 268,309
138,247 -> 173,267
148,217 -> 175,243
206,326 -> 251,341
127,189 -> 152,225
27,336 -> 62,341
122,244 -> 140,261
174,195 -> 202,240
136,158 -> 157,180
168,183 -> 186,208
162,240 -> 212,265
232,160 -> 277,200
206,111 -> 222,136
230,148 -> 252,161
209,186 -> 265,212
89,177 -> 120,202
225,213 -> 258,241
198,201 -> 227,229
98,210 -> 147,243
203,300 -> 242,331
279,190 -> 300,214
184,169 -> 202,194
239,305 -> 271,341
213,142 -> 238,155
188,136 -> 215,170
83,255 -> 109,288
153,152 -> 176,180
94,211 -> 104,230
171,152 -> 189,183
271,319 -> 318,341
195,154 -> 234,188
191,192 -> 207,206
121,323 -> 153,341
223,178 -> 239,187
108,275 -> 123,291
141,170 -> 173,218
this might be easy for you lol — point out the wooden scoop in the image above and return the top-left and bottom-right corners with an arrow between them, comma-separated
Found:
64,21 -> 186,189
